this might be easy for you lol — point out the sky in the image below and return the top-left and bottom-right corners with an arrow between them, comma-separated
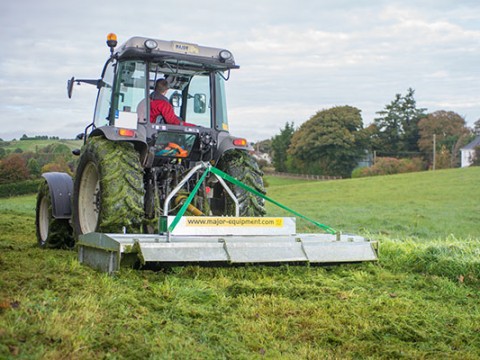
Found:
1,0 -> 480,142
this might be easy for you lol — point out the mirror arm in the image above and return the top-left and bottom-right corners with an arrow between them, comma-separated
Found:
218,69 -> 230,81
75,79 -> 102,86
67,77 -> 103,99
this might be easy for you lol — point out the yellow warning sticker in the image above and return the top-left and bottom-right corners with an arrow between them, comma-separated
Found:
185,217 -> 284,227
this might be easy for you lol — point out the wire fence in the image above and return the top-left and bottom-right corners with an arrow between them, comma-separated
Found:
265,171 -> 342,181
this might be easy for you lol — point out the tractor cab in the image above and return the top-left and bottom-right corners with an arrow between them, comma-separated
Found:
91,35 -> 238,134
67,34 -> 246,164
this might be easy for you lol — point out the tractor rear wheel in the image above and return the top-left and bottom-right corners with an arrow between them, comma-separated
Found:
213,150 -> 266,216
35,180 -> 74,249
72,136 -> 144,238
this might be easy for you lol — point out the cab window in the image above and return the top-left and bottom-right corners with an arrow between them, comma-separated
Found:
94,60 -> 147,128
93,61 -> 114,128
185,75 -> 211,127
114,61 -> 147,124
215,73 -> 229,131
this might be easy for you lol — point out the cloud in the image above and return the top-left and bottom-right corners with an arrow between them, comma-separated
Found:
1,0 -> 480,141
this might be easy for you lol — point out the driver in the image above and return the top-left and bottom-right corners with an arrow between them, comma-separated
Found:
147,79 -> 194,126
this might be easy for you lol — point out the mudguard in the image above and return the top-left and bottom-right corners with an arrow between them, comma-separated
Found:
89,125 -> 149,163
214,133 -> 254,163
41,172 -> 73,219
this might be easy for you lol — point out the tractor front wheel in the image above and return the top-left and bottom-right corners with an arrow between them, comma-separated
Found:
35,180 -> 74,249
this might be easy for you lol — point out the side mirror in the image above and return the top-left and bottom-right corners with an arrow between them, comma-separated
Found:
67,77 -> 75,99
194,93 -> 206,113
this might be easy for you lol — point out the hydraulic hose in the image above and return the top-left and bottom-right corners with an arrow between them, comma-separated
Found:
174,195 -> 204,216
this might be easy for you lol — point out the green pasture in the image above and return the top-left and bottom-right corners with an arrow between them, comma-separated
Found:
1,167 -> 479,359
266,167 -> 480,240
1,139 -> 82,153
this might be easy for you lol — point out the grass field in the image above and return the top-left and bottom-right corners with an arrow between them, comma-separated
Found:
266,167 -> 479,239
1,168 -> 479,359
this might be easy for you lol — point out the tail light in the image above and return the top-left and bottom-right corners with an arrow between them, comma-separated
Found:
233,138 -> 247,147
118,128 -> 135,137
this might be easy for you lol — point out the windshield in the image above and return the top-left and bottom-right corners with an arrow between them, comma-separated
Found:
148,62 -> 213,127
97,60 -> 230,129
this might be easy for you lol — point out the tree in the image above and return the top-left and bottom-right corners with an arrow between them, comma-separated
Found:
41,157 -> 73,176
40,143 -> 71,155
472,146 -> 480,166
435,145 -> 451,169
473,119 -> 480,136
373,88 -> 427,155
27,158 -> 42,177
254,139 -> 272,154
287,106 -> 364,177
271,122 -> 295,172
418,111 -> 471,167
0,154 -> 30,184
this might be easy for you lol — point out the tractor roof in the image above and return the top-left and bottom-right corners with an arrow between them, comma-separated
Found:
115,36 -> 239,71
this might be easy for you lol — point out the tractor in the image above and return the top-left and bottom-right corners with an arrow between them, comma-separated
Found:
36,33 -> 265,248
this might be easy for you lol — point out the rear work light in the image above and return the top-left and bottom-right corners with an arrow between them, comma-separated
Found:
118,128 -> 135,137
233,138 -> 248,147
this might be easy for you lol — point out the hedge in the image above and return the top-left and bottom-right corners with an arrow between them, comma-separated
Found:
0,179 -> 43,198
352,157 -> 425,178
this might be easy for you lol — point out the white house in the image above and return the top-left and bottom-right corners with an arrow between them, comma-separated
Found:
460,136 -> 480,167
251,151 -> 272,164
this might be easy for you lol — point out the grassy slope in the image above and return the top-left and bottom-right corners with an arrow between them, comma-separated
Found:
2,139 -> 83,152
266,167 -> 480,239
0,168 -> 479,359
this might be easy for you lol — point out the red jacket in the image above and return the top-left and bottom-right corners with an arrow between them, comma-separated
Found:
150,99 -> 194,126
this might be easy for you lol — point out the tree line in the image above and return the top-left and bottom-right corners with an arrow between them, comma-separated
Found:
269,88 -> 480,177
20,134 -> 61,140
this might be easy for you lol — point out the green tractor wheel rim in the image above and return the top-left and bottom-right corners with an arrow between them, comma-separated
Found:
78,162 -> 100,234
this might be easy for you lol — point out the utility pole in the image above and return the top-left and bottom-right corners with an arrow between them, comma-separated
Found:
432,134 -> 436,171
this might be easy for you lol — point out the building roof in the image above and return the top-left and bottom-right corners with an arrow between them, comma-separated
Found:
461,135 -> 480,150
